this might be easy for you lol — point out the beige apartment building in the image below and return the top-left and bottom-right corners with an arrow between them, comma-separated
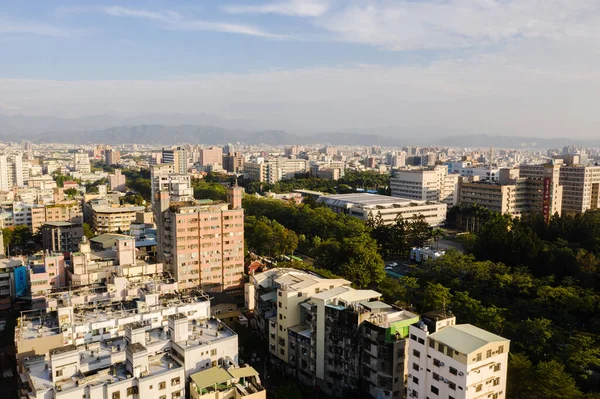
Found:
391,165 -> 459,206
557,165 -> 600,214
89,201 -> 145,234
155,185 -> 245,292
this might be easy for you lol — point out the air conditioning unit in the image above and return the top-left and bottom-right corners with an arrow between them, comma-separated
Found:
458,371 -> 464,376
440,362 -> 445,367
408,374 -> 412,378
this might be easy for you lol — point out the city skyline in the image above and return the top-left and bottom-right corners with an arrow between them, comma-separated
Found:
1,0 -> 600,138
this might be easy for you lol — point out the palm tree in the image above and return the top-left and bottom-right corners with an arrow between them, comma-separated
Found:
432,228 -> 444,250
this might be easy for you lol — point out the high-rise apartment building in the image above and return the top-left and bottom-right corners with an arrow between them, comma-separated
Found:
199,147 -> 223,167
73,151 -> 91,173
222,152 -> 245,173
163,147 -> 188,174
407,311 -> 510,399
104,148 -> 121,165
557,165 -> 600,214
108,168 -> 127,192
391,166 -> 459,206
0,154 -> 30,190
246,268 -> 419,399
155,185 -> 244,292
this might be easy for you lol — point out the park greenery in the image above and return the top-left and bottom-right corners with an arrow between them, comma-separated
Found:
243,196 -> 435,288
375,210 -> 600,398
238,170 -> 390,195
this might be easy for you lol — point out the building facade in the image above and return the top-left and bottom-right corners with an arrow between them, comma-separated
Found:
407,312 -> 510,399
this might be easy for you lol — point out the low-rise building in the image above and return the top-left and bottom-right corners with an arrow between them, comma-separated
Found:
317,193 -> 447,226
41,221 -> 84,253
190,365 -> 265,399
87,200 -> 145,234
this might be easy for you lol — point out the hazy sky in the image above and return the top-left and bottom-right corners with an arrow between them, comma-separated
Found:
1,0 -> 599,137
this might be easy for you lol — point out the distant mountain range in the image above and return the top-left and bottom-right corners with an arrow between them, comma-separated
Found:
0,113 -> 598,148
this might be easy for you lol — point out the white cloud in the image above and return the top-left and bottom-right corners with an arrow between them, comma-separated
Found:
0,18 -> 75,38
222,0 -> 329,17
98,6 -> 288,39
313,0 -> 600,51
2,36 -> 599,137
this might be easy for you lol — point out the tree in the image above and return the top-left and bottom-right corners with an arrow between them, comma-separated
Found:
431,228 -> 444,249
563,334 -> 600,381
507,353 -> 535,399
531,360 -> 581,399
421,282 -> 452,312
64,188 -> 78,197
406,215 -> 432,248
83,223 -> 94,239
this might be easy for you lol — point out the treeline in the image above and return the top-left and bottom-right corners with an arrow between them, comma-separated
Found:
243,196 -> 385,288
239,170 -> 390,195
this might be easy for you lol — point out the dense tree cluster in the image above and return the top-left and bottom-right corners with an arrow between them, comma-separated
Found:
243,196 -> 385,287
191,178 -> 228,201
238,170 -> 389,195
122,169 -> 151,201
393,209 -> 600,397
367,212 -> 433,259
245,216 -> 299,257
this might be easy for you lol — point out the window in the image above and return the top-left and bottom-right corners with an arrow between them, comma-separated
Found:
278,302 -> 282,308
476,353 -> 482,362
56,369 -> 63,377
476,384 -> 482,392
280,348 -> 285,356
493,377 -> 500,386
433,373 -> 439,381
487,349 -> 492,358
418,338 -> 425,345
413,376 -> 419,385
431,386 -> 439,395
171,377 -> 180,386
172,392 -> 182,399
433,359 -> 441,367
211,349 -> 217,356
410,334 -> 417,341
112,393 -> 121,399
413,349 -> 421,358
429,340 -> 435,348
449,366 -> 457,375
498,345 -> 504,354
159,396 -> 167,399
449,382 -> 456,390
159,382 -> 166,390
437,343 -> 445,354
413,363 -> 419,371
494,363 -> 501,372
297,292 -> 302,297
446,347 -> 454,357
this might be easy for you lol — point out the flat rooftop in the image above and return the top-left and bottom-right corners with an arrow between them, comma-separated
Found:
429,324 -> 509,354
317,193 -> 437,209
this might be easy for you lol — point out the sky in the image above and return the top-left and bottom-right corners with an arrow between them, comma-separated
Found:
1,0 -> 600,137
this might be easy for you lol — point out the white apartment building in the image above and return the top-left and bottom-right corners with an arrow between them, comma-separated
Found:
407,312 -> 509,399
73,152 -> 91,173
317,193 -> 447,226
391,166 -> 459,206
16,287 -> 240,399
243,158 -> 309,184
0,154 -> 30,190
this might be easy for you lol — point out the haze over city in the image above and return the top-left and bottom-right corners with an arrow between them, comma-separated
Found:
1,0 -> 600,138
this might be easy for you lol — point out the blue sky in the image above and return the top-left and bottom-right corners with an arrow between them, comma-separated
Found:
1,0 -> 599,137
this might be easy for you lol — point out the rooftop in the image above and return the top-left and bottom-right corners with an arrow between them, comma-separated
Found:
429,324 -> 509,355
317,193 -> 438,209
